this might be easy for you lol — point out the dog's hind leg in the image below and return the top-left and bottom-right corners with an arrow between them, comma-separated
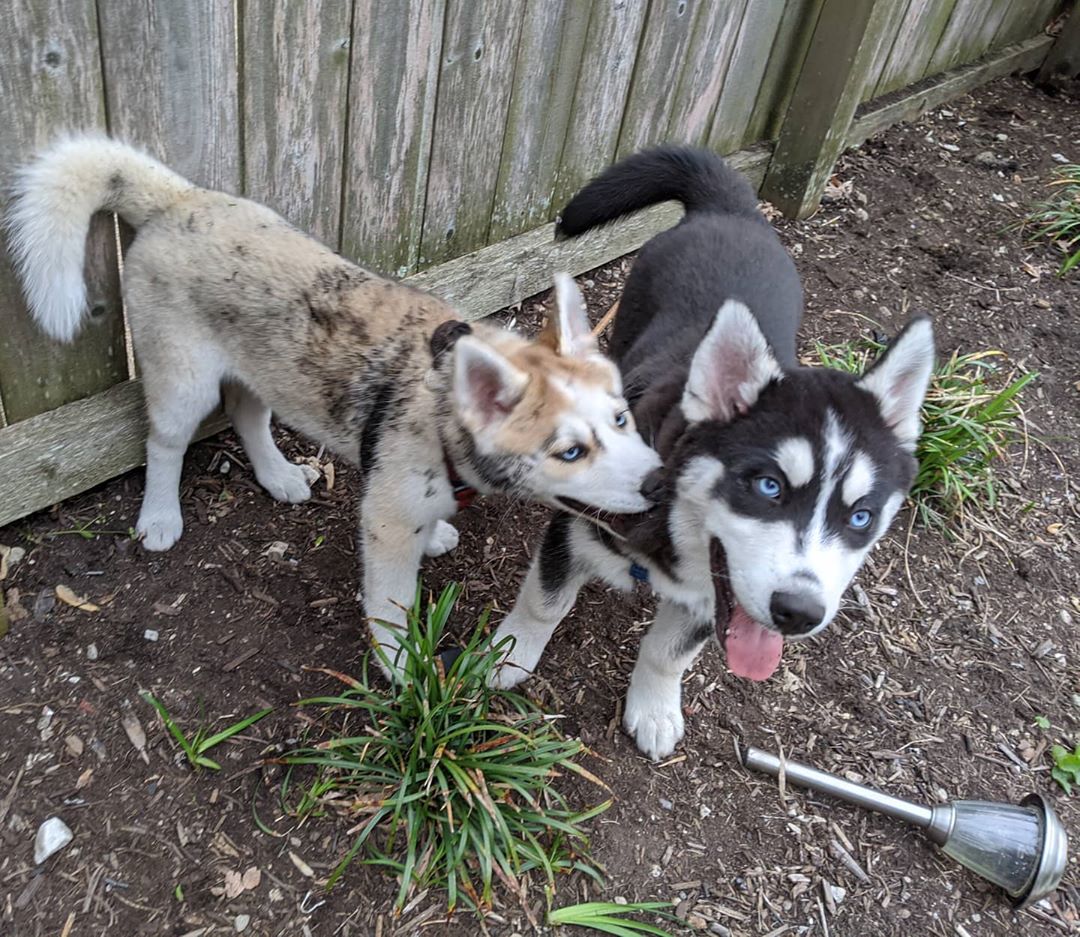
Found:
624,598 -> 713,760
490,514 -> 596,689
137,352 -> 224,551
223,382 -> 318,503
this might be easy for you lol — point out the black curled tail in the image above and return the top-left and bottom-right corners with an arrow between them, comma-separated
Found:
556,146 -> 761,238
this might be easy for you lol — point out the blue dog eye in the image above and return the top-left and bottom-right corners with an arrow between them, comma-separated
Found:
558,445 -> 586,462
849,509 -> 872,529
754,476 -> 782,499
614,410 -> 629,428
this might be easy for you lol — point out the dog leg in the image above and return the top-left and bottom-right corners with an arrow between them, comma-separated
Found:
223,382 -> 318,503
624,599 -> 713,760
423,519 -> 459,557
137,366 -> 222,551
490,515 -> 592,689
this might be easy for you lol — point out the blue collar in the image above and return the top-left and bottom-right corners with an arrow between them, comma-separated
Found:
629,562 -> 650,583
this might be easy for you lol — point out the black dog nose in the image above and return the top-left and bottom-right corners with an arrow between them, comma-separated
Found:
640,468 -> 666,504
770,591 -> 825,635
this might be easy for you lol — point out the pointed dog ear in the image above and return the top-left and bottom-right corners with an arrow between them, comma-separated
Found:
538,272 -> 596,357
857,317 -> 935,450
681,300 -> 782,424
452,336 -> 528,432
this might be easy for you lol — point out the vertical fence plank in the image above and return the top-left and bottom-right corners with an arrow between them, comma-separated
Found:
552,0 -> 650,212
742,0 -> 827,146
995,0 -> 1064,49
0,0 -> 127,426
340,0 -> 444,277
874,0 -> 959,97
418,0 -> 526,268
487,0 -> 591,243
925,0 -> 1013,77
707,1 -> 784,153
859,0 -> 915,102
761,0 -> 890,218
97,2 -> 240,191
663,0 -> 748,149
242,1 -> 351,246
615,0 -> 700,159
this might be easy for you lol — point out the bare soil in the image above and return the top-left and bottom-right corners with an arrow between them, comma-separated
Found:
1,75 -> 1079,937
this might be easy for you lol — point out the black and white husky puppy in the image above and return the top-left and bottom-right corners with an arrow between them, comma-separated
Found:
491,147 -> 935,760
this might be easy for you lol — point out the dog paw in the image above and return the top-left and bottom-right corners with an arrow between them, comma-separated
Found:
259,462 -> 317,504
424,520 -> 459,557
623,675 -> 684,760
137,509 -> 184,551
489,621 -> 549,689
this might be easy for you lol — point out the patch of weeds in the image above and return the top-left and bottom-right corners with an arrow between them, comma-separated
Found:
280,584 -> 611,913
548,901 -> 684,935
814,339 -> 1035,527
1023,164 -> 1080,275
1050,743 -> 1080,795
142,693 -> 272,771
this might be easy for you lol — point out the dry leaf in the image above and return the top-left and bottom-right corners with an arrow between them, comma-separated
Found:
288,851 -> 314,878
224,869 -> 245,900
241,866 -> 261,891
121,711 -> 148,764
1047,523 -> 1065,536
65,735 -> 84,757
55,584 -> 99,613
75,767 -> 93,790
5,589 -> 28,624
323,461 -> 335,492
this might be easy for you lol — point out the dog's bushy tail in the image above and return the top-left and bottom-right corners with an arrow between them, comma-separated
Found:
6,135 -> 193,342
557,146 -> 761,238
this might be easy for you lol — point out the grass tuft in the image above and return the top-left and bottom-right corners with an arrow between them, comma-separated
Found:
548,900 -> 685,935
279,584 -> 611,912
1023,163 -> 1080,276
814,339 -> 1036,527
142,693 -> 272,771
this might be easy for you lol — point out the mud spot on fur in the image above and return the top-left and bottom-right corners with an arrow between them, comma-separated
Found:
108,171 -> 124,192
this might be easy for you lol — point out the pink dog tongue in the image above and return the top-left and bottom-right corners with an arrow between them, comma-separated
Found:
725,605 -> 784,681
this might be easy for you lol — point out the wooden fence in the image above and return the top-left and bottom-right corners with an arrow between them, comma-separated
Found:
0,0 -> 1073,526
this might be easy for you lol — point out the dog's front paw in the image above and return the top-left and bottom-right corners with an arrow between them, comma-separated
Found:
424,520 -> 460,557
623,672 -> 684,760
259,462 -> 318,504
489,620 -> 549,690
136,509 -> 184,551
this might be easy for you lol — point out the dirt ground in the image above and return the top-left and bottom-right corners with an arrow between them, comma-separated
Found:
2,74 -> 1079,937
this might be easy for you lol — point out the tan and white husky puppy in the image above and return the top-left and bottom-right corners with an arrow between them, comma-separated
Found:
7,136 -> 661,672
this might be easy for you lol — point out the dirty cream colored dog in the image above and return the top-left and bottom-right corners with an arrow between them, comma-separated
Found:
7,136 -> 661,673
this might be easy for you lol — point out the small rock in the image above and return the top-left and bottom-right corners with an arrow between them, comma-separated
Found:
699,804 -> 712,819
234,914 -> 250,932
263,541 -> 289,562
940,142 -> 960,152
144,629 -> 159,642
995,133 -> 1008,141
659,798 -> 673,811
34,817 -> 73,864
1051,153 -> 1070,163
831,884 -> 847,905
65,735 -> 84,757
852,207 -> 869,223
220,458 -> 232,475
33,591 -> 55,621
973,151 -> 1018,172
86,643 -> 99,661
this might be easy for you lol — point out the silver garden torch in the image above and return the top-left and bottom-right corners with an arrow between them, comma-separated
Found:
743,746 -> 1067,908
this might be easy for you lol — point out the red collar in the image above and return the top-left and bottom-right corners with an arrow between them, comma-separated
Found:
444,452 -> 477,511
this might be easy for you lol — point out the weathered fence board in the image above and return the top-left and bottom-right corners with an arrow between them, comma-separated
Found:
708,0 -> 786,153
551,0 -> 650,211
925,0 -> 1012,77
995,0 -> 1063,49
743,0 -> 826,146
666,0 -> 748,148
761,0 -> 889,218
97,1 -> 240,191
615,0 -> 701,158
488,0 -> 591,243
874,0 -> 959,97
858,0 -> 917,103
340,0 -> 444,277
242,1 -> 352,246
418,0 -> 527,268
0,1 -> 127,427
